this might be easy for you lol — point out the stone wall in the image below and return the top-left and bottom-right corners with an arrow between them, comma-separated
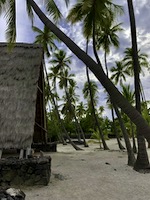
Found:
0,156 -> 51,186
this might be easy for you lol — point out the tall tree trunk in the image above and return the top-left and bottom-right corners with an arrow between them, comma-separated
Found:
127,0 -> 149,170
113,104 -> 136,166
130,121 -> 137,153
29,0 -> 150,143
85,40 -> 109,150
111,107 -> 125,150
74,114 -> 89,147
65,88 -> 88,148
104,50 -> 109,77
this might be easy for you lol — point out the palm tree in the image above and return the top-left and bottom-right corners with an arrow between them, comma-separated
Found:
121,84 -> 137,153
0,0 -> 69,44
96,21 -> 123,76
123,47 -> 149,76
2,0 -> 150,164
76,102 -> 86,121
32,25 -> 58,57
113,103 -> 136,166
83,80 -> 109,149
51,49 -> 87,146
67,0 -> 119,150
106,94 -> 126,150
59,69 -> 88,147
50,49 -> 71,73
67,0 -> 122,39
28,1 -> 150,154
48,66 -> 59,98
126,0 -> 149,170
110,61 -> 130,86
45,61 -> 82,150
123,47 -> 149,102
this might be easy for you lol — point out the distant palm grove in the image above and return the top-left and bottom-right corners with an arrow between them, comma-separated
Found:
1,0 -> 150,171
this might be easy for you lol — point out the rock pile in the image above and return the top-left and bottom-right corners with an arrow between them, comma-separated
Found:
0,156 -> 51,186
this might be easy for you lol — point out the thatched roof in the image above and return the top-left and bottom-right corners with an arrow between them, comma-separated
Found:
0,43 -> 44,149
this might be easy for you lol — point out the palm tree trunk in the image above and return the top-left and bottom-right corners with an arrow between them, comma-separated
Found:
85,40 -> 108,150
111,107 -> 125,150
104,50 -> 109,76
65,87 -> 88,147
74,121 -> 82,143
130,121 -> 137,153
134,133 -> 149,171
127,0 -> 149,170
113,104 -> 136,166
29,0 -> 150,144
74,114 -> 89,147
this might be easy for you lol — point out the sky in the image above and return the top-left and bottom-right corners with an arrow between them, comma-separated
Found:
0,0 -> 150,119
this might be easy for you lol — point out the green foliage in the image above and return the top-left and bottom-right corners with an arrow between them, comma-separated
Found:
90,129 -> 108,140
47,112 -> 60,141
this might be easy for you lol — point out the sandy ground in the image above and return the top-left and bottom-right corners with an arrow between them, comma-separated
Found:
23,139 -> 150,200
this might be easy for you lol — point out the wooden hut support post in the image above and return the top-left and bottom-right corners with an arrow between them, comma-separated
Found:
19,149 -> 24,159
0,149 -> 3,159
26,147 -> 32,158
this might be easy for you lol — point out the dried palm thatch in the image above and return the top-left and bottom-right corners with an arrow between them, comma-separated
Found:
0,43 -> 44,149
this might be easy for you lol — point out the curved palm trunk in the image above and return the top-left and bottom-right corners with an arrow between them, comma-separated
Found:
127,0 -> 149,170
113,104 -> 136,166
104,50 -> 109,76
85,41 -> 109,150
86,65 -> 109,150
29,0 -> 150,144
111,108 -> 125,150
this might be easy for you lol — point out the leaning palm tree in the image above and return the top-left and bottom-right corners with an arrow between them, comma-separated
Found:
26,1 -> 150,155
2,1 -> 150,170
67,0 -> 121,150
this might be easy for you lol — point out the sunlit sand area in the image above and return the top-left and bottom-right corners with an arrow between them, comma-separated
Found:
24,139 -> 150,200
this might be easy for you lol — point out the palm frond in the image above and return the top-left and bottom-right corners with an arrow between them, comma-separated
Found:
32,26 -> 43,34
45,0 -> 62,22
26,0 -> 34,25
5,0 -> 16,44
0,0 -> 6,15
67,3 -> 84,23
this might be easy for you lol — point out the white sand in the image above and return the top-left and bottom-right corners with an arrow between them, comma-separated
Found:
23,139 -> 150,200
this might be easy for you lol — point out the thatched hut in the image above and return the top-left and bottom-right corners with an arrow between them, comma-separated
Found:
0,43 -> 47,150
